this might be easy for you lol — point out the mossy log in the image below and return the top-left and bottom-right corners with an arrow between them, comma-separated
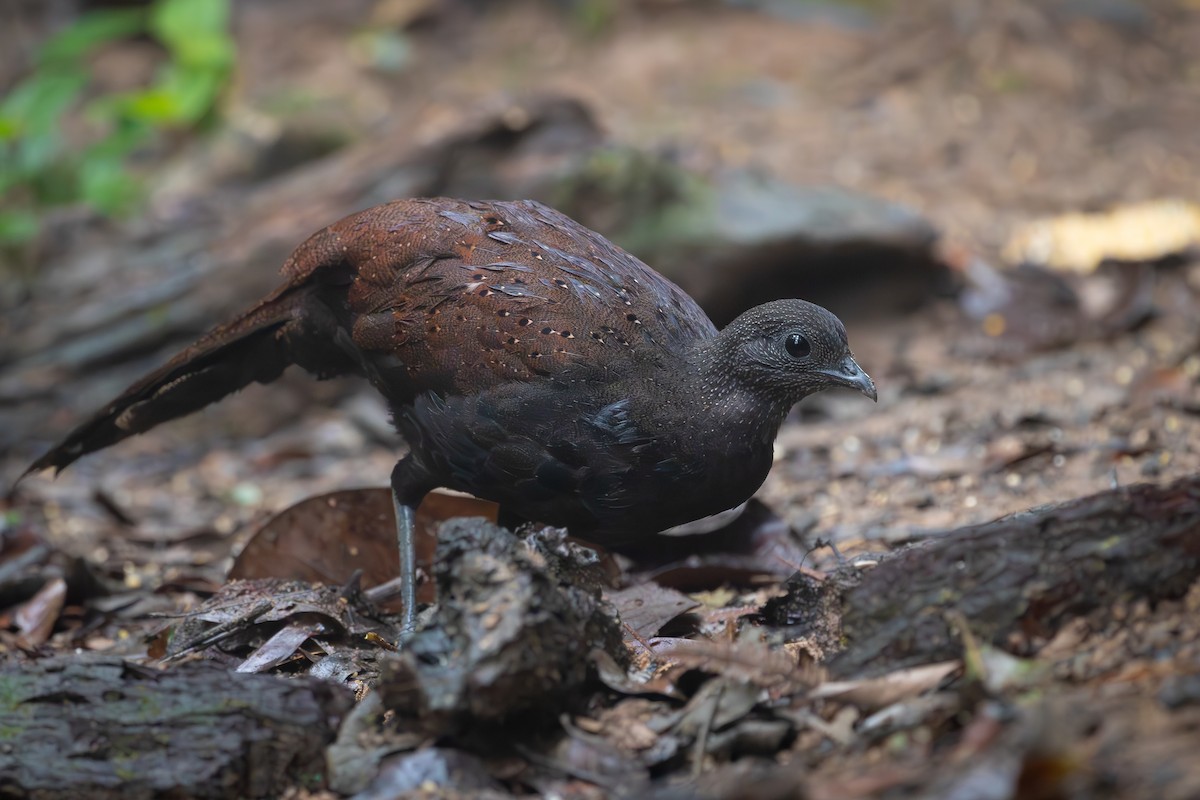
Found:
0,656 -> 353,800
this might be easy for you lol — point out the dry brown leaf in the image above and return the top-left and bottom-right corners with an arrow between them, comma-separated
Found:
608,583 -> 700,641
591,649 -> 686,699
1128,364 -> 1200,411
165,578 -> 395,664
810,660 -> 961,712
14,577 -> 67,646
236,618 -> 327,673
231,489 -> 399,588
653,636 -> 821,693
230,488 -> 497,608
1003,199 -> 1200,273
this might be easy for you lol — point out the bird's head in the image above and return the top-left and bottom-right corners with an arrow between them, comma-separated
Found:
711,299 -> 877,405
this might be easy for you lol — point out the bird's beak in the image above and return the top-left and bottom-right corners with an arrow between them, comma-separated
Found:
822,355 -> 877,402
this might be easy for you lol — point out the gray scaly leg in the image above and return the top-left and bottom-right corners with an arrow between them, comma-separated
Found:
392,490 -> 418,631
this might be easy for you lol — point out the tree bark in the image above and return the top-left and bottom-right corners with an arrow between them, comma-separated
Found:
832,475 -> 1200,677
0,656 -> 353,800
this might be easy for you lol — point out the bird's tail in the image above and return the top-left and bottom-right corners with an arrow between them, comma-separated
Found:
25,285 -> 313,477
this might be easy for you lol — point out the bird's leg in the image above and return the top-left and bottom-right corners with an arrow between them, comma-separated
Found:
392,494 -> 418,631
391,457 -> 432,632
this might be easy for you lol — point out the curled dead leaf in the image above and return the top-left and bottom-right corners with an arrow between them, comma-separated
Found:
809,660 -> 961,712
1004,199 -> 1200,273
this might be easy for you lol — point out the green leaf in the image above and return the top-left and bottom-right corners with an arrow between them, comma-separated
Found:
27,155 -> 83,206
79,155 -> 141,215
151,0 -> 231,50
170,32 -> 235,70
119,88 -> 182,124
9,135 -> 64,183
88,117 -> 153,159
0,209 -> 39,245
0,153 -> 18,194
151,66 -> 225,124
0,0 -> 234,226
40,9 -> 146,64
0,71 -> 87,138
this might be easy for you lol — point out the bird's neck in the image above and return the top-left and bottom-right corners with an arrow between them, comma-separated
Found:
682,339 -> 795,447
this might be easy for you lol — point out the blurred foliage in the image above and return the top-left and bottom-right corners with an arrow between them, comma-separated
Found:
568,0 -> 619,37
348,27 -> 413,74
552,146 -> 713,257
0,0 -> 235,248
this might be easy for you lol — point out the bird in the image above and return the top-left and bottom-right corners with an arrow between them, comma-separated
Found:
25,198 -> 877,628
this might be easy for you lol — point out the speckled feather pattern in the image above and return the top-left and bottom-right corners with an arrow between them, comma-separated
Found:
286,198 -> 717,402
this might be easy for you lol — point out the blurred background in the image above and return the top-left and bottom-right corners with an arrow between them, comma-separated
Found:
2,0 -> 1198,557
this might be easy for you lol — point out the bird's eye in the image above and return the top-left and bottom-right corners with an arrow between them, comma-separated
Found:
785,333 -> 811,358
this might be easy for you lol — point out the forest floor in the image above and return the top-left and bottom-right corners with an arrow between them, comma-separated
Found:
2,1 -> 1199,798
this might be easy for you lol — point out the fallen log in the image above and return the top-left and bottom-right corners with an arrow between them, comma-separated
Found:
832,475 -> 1200,677
0,656 -> 353,799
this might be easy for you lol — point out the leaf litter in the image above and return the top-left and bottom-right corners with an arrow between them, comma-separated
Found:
5,2 -> 1200,797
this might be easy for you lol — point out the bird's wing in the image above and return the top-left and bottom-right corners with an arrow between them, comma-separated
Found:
305,198 -> 718,401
